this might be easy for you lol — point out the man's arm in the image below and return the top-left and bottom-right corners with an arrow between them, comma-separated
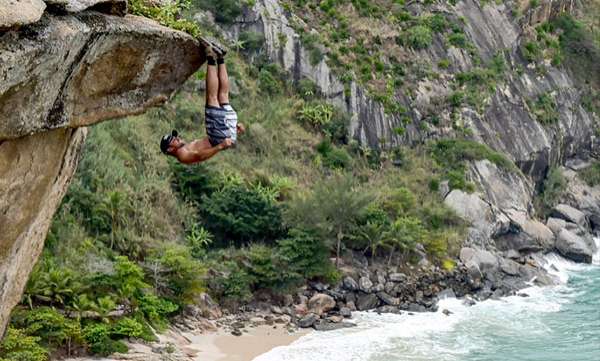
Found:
178,138 -> 232,164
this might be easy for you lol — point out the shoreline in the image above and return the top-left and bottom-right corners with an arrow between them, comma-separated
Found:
61,324 -> 309,361
186,325 -> 309,361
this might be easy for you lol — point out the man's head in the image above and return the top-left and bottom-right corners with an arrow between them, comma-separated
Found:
160,130 -> 184,156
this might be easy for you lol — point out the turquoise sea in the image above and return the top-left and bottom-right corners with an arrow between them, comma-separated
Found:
255,239 -> 600,361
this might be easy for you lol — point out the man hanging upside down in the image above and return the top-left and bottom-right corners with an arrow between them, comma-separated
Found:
160,46 -> 245,164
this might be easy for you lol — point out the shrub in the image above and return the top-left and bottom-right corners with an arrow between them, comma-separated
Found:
535,167 -> 567,216
429,139 -> 516,172
221,263 -> 253,302
138,294 -> 179,329
298,102 -> 334,128
277,228 -> 334,281
201,183 -> 284,245
110,317 -> 145,339
239,31 -> 265,52
447,33 -> 468,48
579,162 -> 600,187
405,25 -> 433,49
186,224 -> 213,259
11,307 -> 82,351
82,323 -> 127,356
129,0 -> 201,36
0,328 -> 48,361
192,0 -> 243,24
149,245 -> 205,303
528,92 -> 559,125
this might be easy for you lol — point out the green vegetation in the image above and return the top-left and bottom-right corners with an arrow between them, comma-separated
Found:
527,92 -> 559,125
128,0 -> 201,36
579,162 -> 600,187
535,167 -> 567,217
429,139 -> 517,192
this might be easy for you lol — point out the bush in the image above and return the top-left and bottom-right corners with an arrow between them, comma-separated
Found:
201,183 -> 284,245
239,31 -> 265,52
277,228 -> 334,281
535,167 -> 567,216
429,139 -> 516,172
149,245 -> 205,303
221,263 -> 253,302
579,162 -> 600,187
138,294 -> 179,329
0,328 -> 48,361
405,25 -> 433,49
110,317 -> 145,339
528,92 -> 559,125
192,0 -> 243,24
82,323 -> 127,356
11,307 -> 82,351
298,102 -> 334,129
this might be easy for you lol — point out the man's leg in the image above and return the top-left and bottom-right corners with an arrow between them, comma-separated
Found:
206,55 -> 220,108
217,59 -> 230,105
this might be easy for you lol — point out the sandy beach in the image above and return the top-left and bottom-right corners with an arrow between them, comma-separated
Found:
187,325 -> 309,361
62,325 -> 308,361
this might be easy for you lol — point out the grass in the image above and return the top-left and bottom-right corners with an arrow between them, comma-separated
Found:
579,162 -> 600,187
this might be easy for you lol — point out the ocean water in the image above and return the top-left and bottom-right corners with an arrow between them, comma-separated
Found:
254,239 -> 600,361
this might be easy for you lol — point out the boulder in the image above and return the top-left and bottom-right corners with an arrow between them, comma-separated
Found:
505,209 -> 555,249
546,217 -> 567,235
376,292 -> 400,306
551,204 -> 588,228
193,293 -> 222,320
356,293 -> 380,311
297,313 -> 318,328
388,273 -> 407,282
44,0 -> 127,14
499,258 -> 521,276
437,288 -> 456,300
555,229 -> 593,263
444,190 -> 509,241
340,307 -> 352,318
459,247 -> 499,273
342,276 -> 359,291
358,276 -> 373,292
0,0 -> 46,30
307,293 -> 336,316
313,320 -> 356,331
0,13 -> 204,140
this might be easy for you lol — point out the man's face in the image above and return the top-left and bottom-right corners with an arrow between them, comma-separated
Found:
167,137 -> 184,154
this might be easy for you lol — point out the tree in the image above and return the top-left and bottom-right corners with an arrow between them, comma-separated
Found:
285,175 -> 373,266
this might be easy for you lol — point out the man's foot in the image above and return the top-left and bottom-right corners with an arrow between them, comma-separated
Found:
199,36 -> 227,59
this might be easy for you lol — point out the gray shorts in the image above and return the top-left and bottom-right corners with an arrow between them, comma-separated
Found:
205,104 -> 238,147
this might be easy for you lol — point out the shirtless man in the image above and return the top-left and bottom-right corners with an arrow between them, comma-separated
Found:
160,47 -> 244,164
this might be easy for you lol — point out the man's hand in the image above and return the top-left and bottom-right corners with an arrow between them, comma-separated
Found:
218,138 -> 234,150
237,123 -> 246,134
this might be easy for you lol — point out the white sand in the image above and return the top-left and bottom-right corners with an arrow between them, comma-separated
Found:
187,326 -> 308,361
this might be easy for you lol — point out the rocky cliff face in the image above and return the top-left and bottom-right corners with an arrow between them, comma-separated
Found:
215,0 -> 598,268
0,1 -> 204,336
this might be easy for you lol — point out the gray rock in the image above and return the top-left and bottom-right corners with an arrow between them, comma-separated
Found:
460,247 -> 499,274
376,292 -> 400,306
313,320 -> 356,331
0,13 -> 203,140
444,190 -> 509,240
297,313 -> 318,328
340,307 -> 352,318
504,249 -> 521,259
552,204 -> 588,228
437,288 -> 456,300
342,276 -> 359,291
555,229 -> 593,263
44,0 -> 127,14
358,276 -> 373,293
0,0 -> 45,30
356,294 -> 380,311
388,273 -> 407,282
546,217 -> 567,235
371,283 -> 385,293
499,258 -> 521,276
346,301 -> 357,311
307,293 -> 336,316
407,303 -> 427,312
377,305 -> 402,314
